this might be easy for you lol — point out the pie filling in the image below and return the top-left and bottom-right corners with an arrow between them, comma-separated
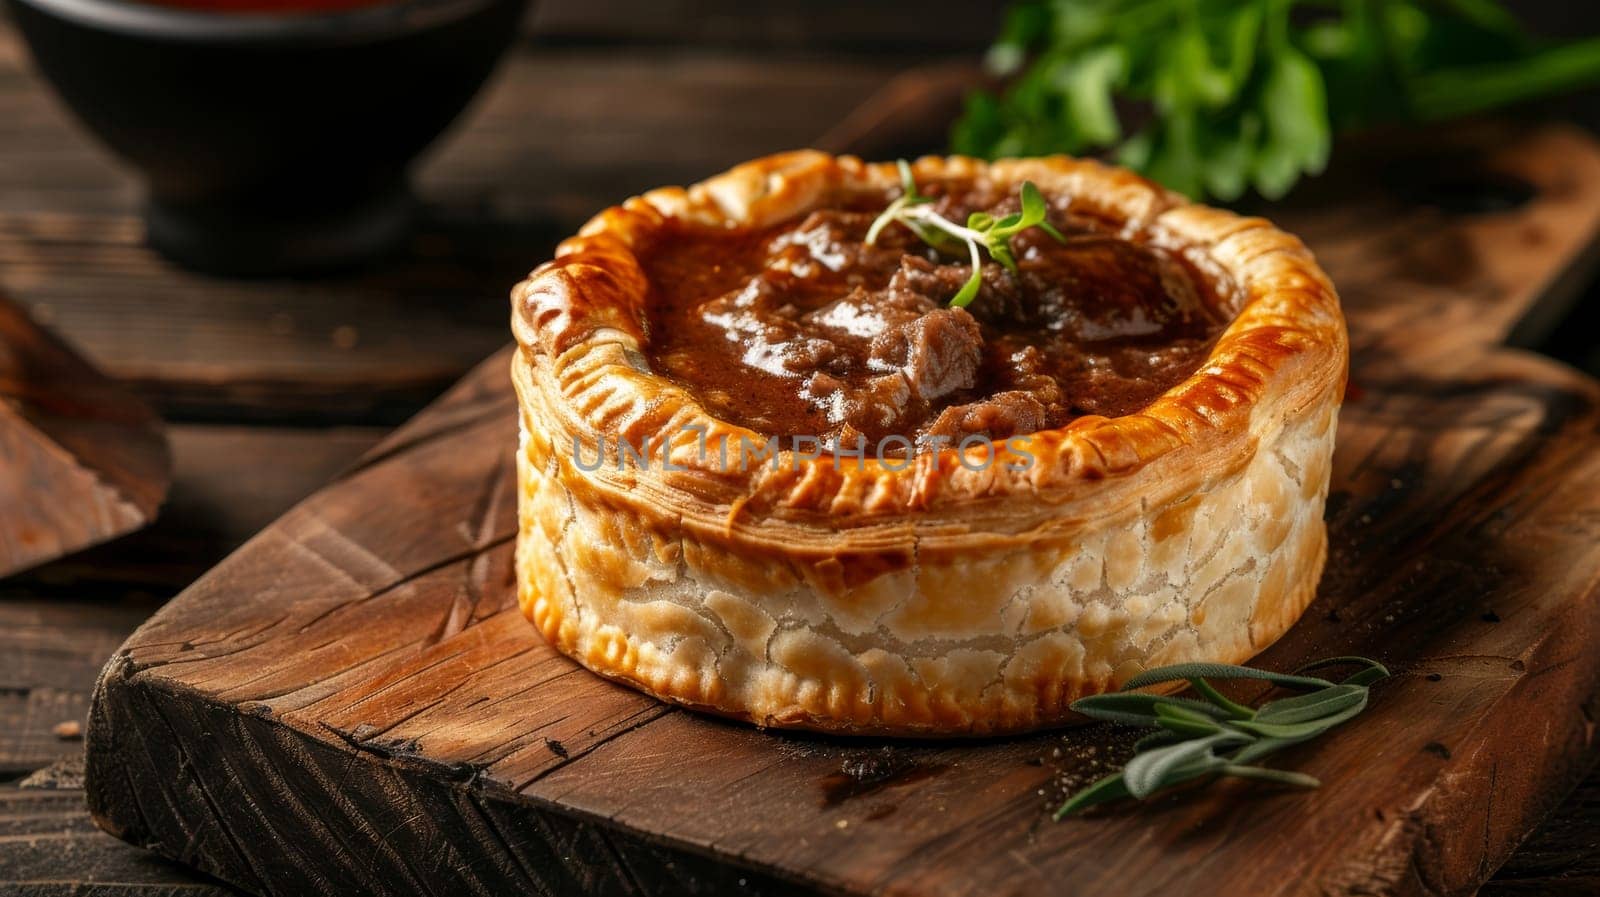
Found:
641,181 -> 1236,446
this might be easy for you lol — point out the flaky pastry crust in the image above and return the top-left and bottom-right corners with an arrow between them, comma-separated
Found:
510,151 -> 1347,735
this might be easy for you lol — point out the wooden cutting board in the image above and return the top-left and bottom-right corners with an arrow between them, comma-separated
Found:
0,292 -> 169,578
84,120 -> 1600,897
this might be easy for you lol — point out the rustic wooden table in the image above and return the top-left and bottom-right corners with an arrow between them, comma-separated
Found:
0,3 -> 1596,894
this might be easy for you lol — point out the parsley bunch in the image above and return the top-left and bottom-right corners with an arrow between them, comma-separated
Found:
953,0 -> 1600,201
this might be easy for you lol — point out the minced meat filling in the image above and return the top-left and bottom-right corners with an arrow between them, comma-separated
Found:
640,186 -> 1231,446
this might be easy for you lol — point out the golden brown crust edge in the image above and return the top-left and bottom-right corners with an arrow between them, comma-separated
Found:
510,150 -> 1347,736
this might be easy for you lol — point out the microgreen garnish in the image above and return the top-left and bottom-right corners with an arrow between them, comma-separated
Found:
1056,655 -> 1389,819
865,160 -> 1065,309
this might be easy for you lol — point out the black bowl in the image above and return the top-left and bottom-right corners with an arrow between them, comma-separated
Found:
6,0 -> 531,274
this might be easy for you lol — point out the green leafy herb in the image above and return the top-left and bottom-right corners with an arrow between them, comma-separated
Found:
865,163 -> 1065,308
953,0 -> 1600,201
1055,655 -> 1389,819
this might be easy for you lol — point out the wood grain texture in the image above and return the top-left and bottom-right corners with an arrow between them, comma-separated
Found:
28,766 -> 1600,896
0,27 -> 924,426
0,424 -> 382,778
0,775 -> 238,897
524,0 -> 1002,49
0,291 -> 168,577
1481,762 -> 1600,897
0,597 -> 146,777
77,120 -> 1600,896
4,424 -> 386,596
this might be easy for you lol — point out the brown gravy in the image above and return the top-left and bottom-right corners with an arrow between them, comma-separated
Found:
640,182 -> 1233,447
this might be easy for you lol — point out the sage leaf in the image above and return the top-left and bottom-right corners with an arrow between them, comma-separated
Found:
1219,765 -> 1321,789
1071,692 -> 1232,725
1123,662 -> 1334,692
1229,734 -> 1310,766
1123,732 -> 1243,799
1231,696 -> 1368,740
1295,656 -> 1390,680
1184,676 -> 1255,719
1342,665 -> 1390,688
1153,702 -> 1225,737
1255,684 -> 1367,724
1054,771 -> 1131,819
1135,730 -> 1188,752
1054,654 -> 1385,818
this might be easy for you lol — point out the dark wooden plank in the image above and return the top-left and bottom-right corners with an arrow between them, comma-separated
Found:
77,121 -> 1600,897
0,291 -> 168,578
1481,755 -> 1600,897
3,424 -> 385,598
19,764 -> 1600,895
0,424 -> 381,777
0,599 -> 147,777
525,0 -> 1003,50
0,423 -> 384,888
0,27 -> 926,425
0,778 -> 237,896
